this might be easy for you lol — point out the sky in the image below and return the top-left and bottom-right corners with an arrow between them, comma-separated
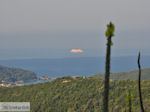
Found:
0,0 -> 150,59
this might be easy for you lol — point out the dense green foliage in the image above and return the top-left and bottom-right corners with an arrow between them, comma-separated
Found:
0,76 -> 150,112
0,65 -> 37,82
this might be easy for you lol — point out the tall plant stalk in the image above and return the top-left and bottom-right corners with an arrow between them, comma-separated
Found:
137,52 -> 145,112
103,22 -> 115,112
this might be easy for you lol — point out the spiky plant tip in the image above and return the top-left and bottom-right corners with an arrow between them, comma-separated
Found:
105,22 -> 115,38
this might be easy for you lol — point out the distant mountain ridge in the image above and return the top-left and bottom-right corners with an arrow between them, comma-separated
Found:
0,65 -> 37,82
110,68 -> 150,80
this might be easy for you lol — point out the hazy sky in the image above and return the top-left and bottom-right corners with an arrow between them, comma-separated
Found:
0,0 -> 150,59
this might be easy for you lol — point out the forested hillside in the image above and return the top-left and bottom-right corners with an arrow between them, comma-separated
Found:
0,76 -> 150,112
0,65 -> 37,82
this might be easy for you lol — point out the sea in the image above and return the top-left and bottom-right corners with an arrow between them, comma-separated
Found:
0,56 -> 150,78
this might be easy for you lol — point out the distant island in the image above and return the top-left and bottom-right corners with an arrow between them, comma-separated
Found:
0,65 -> 37,83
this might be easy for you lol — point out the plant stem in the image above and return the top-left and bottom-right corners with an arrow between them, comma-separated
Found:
138,52 -> 145,112
103,36 -> 112,112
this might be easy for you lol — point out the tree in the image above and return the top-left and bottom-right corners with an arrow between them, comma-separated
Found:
137,52 -> 145,112
103,22 -> 115,112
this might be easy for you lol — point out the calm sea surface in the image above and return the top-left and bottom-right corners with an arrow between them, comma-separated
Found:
0,56 -> 150,77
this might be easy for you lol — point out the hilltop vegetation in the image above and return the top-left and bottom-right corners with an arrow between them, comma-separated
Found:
0,65 -> 37,82
0,76 -> 150,112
